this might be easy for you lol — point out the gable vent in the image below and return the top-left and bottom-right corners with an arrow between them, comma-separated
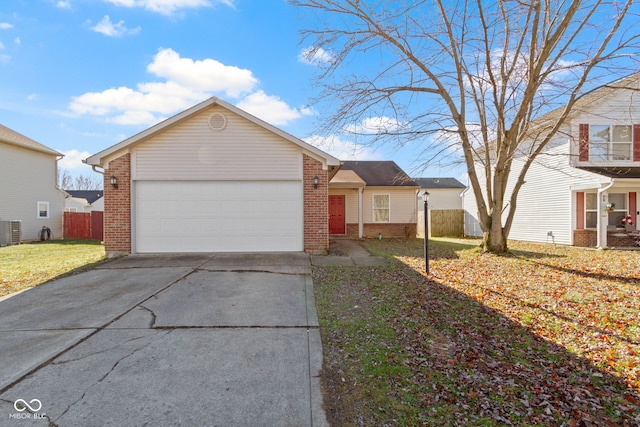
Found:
208,113 -> 227,131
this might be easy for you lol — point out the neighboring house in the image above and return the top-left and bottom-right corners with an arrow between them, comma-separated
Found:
414,178 -> 466,238
463,73 -> 640,248
328,161 -> 420,238
64,190 -> 104,212
414,178 -> 466,210
0,124 -> 65,242
85,97 -> 341,255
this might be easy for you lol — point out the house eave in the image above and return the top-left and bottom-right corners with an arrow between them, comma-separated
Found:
574,165 -> 640,179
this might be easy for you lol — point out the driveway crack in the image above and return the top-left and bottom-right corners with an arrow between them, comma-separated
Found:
55,331 -> 169,423
139,305 -> 158,328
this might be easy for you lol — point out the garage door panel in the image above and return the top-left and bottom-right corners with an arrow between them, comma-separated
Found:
135,181 -> 303,253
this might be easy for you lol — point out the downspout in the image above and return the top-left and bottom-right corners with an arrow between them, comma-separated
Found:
596,179 -> 615,249
358,186 -> 364,238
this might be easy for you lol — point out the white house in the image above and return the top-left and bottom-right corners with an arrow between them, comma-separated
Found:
414,178 -> 466,210
64,191 -> 104,212
0,124 -> 65,242
463,74 -> 640,248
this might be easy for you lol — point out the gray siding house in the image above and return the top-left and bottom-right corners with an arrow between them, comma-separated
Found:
0,124 -> 65,242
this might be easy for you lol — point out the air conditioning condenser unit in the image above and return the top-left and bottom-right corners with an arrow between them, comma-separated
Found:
0,220 -> 22,246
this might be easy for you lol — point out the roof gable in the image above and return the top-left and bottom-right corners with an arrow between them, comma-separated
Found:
0,124 -> 62,156
340,161 -> 418,187
86,97 -> 340,169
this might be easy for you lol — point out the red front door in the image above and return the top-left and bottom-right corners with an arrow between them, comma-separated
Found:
329,195 -> 346,234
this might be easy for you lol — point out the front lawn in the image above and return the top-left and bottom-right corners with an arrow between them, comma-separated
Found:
0,240 -> 106,297
313,238 -> 640,426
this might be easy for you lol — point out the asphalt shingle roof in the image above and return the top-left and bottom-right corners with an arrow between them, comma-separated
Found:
340,161 -> 418,187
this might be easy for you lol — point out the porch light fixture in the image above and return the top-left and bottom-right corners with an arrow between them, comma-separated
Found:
110,175 -> 118,189
313,175 -> 319,189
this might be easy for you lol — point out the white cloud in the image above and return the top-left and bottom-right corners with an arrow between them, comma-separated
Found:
0,23 -> 13,30
27,94 -> 37,101
68,48 -> 304,127
343,116 -> 408,134
298,46 -> 335,66
58,149 -> 93,170
104,0 -> 233,16
69,48 -> 258,124
91,15 -> 141,37
56,1 -> 72,9
304,134 -> 382,161
236,91 -> 311,126
147,48 -> 257,98
14,37 -> 20,45
0,54 -> 10,63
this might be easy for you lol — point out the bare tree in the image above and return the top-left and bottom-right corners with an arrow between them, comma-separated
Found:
293,0 -> 640,253
58,169 -> 103,190
58,168 -> 73,190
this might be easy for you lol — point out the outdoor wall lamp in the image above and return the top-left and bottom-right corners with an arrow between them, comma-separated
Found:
313,175 -> 319,189
110,175 -> 119,189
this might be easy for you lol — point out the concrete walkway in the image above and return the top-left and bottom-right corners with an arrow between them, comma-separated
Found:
311,239 -> 387,267
0,253 -> 326,426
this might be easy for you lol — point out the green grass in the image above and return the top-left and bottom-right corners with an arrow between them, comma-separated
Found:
313,237 -> 640,426
0,240 -> 106,297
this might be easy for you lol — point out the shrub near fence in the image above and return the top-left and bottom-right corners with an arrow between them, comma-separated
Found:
430,209 -> 464,237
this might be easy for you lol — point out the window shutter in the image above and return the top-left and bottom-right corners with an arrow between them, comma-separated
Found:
630,192 -> 637,218
579,124 -> 589,161
576,192 -> 585,230
634,125 -> 640,161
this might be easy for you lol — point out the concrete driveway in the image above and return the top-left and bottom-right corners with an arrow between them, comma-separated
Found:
0,253 -> 327,426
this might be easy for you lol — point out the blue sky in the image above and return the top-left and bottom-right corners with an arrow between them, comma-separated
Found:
0,0 -> 453,183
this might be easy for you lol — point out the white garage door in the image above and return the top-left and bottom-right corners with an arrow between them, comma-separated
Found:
134,181 -> 303,253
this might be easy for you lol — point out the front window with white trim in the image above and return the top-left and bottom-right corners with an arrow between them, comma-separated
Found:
585,193 -> 597,228
373,194 -> 390,223
589,125 -> 632,161
37,201 -> 50,219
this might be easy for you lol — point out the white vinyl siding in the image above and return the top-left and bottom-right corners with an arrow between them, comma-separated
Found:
0,142 -> 64,241
328,188 -> 418,225
463,137 -> 606,244
132,106 -> 302,181
363,188 -> 417,223
134,181 -> 303,253
571,88 -> 640,165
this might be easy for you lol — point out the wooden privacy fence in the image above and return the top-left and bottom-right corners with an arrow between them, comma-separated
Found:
64,211 -> 104,241
429,209 -> 464,237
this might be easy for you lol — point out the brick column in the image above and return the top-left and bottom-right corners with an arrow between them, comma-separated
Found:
303,154 -> 329,254
103,154 -> 131,255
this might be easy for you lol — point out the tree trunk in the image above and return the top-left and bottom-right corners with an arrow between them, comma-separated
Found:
481,211 -> 508,253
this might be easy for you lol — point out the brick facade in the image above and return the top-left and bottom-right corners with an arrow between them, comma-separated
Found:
573,229 -> 639,248
103,154 -> 131,255
303,154 -> 329,254
102,153 -> 330,255
573,229 -> 596,247
344,223 -> 417,238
